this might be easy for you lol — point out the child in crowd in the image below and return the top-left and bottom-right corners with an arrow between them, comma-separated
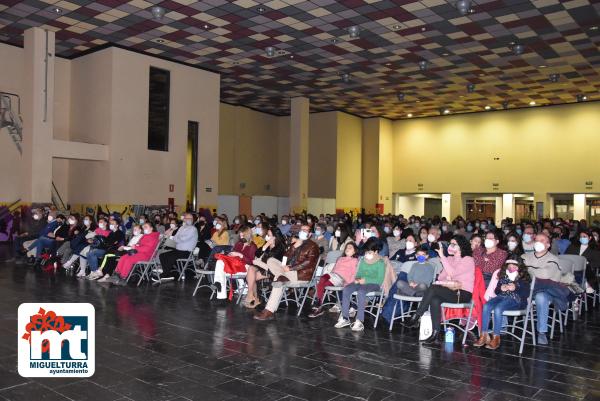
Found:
308,242 -> 359,318
475,258 -> 531,350
396,246 -> 435,297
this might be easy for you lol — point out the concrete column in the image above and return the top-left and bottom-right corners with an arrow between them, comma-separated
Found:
441,194 -> 451,219
335,112 -> 362,213
361,118 -> 393,214
533,192 -> 551,219
450,192 -> 463,219
289,97 -> 309,213
574,194 -> 586,221
22,27 -> 54,203
495,196 -> 503,226
502,193 -> 515,222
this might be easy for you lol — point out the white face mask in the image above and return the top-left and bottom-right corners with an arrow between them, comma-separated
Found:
298,231 -> 308,241
215,223 -> 222,230
254,228 -> 262,236
109,224 -> 117,231
170,223 -> 177,230
99,223 -> 107,230
507,240 -> 518,251
139,219 -> 145,225
234,219 -> 240,224
365,252 -> 375,260
33,214 -> 41,221
383,227 -> 391,234
281,220 -> 287,225
405,241 -> 415,251
83,219 -> 91,227
334,230 -> 341,238
315,230 -> 322,236
68,219 -> 76,225
133,230 -> 142,236
534,241 -> 546,253
264,235 -> 271,241
393,230 -> 401,237
484,239 -> 496,249
143,228 -> 151,235
427,234 -> 435,243
506,270 -> 519,281
47,216 -> 54,222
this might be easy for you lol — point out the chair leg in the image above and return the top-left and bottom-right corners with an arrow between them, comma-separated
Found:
550,308 -> 556,340
531,309 -> 537,346
373,296 -> 382,328
462,304 -> 474,345
192,273 -> 204,297
518,311 -> 528,354
389,301 -> 397,332
297,286 -> 311,317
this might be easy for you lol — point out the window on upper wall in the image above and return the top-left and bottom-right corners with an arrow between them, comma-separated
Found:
147,67 -> 170,151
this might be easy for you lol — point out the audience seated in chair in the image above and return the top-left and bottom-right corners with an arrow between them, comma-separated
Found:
86,217 -> 126,280
158,213 -> 198,280
97,224 -> 144,282
110,223 -> 160,286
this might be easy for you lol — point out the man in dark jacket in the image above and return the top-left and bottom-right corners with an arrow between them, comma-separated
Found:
254,224 -> 319,321
11,209 -> 45,263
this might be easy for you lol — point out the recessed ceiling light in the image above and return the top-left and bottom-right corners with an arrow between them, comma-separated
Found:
456,0 -> 471,16
444,109 -> 450,114
590,26 -> 598,31
576,94 -> 588,102
397,93 -> 405,101
485,105 -> 491,110
257,6 -> 265,13
442,52 -> 449,56
380,87 -> 385,90
331,38 -> 338,44
529,101 -> 536,106
407,113 -> 413,118
418,60 -> 428,71
265,46 -> 275,57
549,73 -> 559,83
421,26 -> 426,32
416,100 -> 420,103
511,43 -> 525,55
478,73 -> 485,77
52,7 -> 63,14
203,24 -> 209,29
150,6 -> 165,20
392,24 -> 401,30
467,83 -> 475,93
341,73 -> 350,83
156,39 -> 165,43
385,62 -> 391,66
502,101 -> 509,110
348,26 -> 360,38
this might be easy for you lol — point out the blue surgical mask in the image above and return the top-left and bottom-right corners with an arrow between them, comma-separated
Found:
516,228 -> 522,235
580,237 -> 589,245
523,234 -> 532,243
416,255 -> 427,263
314,230 -> 322,236
467,225 -> 473,232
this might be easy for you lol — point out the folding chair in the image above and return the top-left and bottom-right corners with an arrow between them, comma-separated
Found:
440,301 -> 475,345
498,277 -> 537,354
126,235 -> 166,286
278,256 -> 322,316
176,247 -> 202,281
208,271 -> 248,304
192,268 -> 215,298
347,286 -> 385,328
559,254 -> 587,315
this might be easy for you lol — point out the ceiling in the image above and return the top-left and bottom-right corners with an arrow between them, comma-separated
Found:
0,0 -> 599,119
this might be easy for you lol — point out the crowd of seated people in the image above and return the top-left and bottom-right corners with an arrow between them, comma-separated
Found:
5,207 -> 600,345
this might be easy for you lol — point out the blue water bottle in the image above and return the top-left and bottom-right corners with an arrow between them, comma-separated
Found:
445,327 -> 455,343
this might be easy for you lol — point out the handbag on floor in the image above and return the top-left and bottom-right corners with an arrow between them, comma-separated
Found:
419,311 -> 433,341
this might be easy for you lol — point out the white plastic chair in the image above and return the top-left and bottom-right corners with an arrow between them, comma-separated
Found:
126,235 -> 166,286
497,277 -> 537,354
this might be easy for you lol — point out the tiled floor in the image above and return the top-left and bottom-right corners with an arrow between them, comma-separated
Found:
1,245 -> 600,401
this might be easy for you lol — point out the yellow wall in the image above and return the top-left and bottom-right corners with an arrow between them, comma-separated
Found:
378,118 -> 394,213
361,118 -> 379,213
392,102 -> 600,196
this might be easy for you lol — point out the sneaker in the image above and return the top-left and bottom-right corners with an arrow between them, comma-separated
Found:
87,271 -> 103,280
334,317 -> 352,329
349,307 -> 357,318
108,275 -> 122,284
329,304 -> 341,313
114,278 -> 128,287
351,320 -> 364,332
76,269 -> 87,278
586,285 -> 595,294
537,332 -> 549,345
308,307 -> 324,319
97,274 -> 111,283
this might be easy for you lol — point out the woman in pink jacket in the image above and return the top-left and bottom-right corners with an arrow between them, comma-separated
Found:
403,235 -> 475,344
308,242 -> 359,318
110,223 -> 160,286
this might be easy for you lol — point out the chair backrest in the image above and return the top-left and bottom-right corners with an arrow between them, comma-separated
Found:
557,257 -> 574,275
429,257 -> 444,276
149,235 -> 167,262
558,254 -> 586,273
325,250 -> 342,265
400,261 -> 416,274
311,255 -> 323,281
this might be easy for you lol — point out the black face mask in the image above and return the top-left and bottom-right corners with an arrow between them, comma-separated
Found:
199,220 -> 206,226
240,237 -> 247,243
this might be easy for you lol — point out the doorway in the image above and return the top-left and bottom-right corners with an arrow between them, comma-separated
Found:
186,121 -> 198,211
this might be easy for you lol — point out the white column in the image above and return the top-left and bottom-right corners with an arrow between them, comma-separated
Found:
22,27 -> 55,203
441,193 -> 451,220
574,194 -> 586,221
502,194 -> 515,222
495,196 -> 503,226
289,97 -> 309,213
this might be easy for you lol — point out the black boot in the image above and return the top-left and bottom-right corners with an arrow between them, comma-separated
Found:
422,330 -> 440,344
403,315 -> 420,329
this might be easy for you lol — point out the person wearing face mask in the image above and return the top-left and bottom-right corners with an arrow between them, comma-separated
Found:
329,224 -> 352,253
404,235 -> 475,344
416,226 -> 429,246
137,214 -> 149,227
387,225 -> 405,259
475,259 -> 532,350
212,225 -> 258,304
421,227 -> 446,258
97,224 -> 144,282
12,209 -> 46,264
334,238 -> 393,332
158,212 -> 199,280
473,231 -> 508,287
565,230 -> 600,294
55,215 -> 82,264
521,233 -> 565,345
504,233 -> 523,255
231,215 -> 243,234
278,216 -> 291,237
66,217 -> 110,274
164,219 -> 180,239
209,217 -> 230,247
30,214 -> 69,265
251,222 -> 266,248
254,224 -> 320,321
396,246 -> 436,297
550,226 -> 571,256
86,218 -> 126,280
309,242 -> 360,318
390,233 -> 419,262
521,226 -> 536,252
244,227 -> 287,308
110,223 -> 160,286
312,223 -> 329,260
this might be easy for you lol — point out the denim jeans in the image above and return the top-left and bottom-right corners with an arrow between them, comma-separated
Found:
534,291 -> 551,333
87,248 -> 107,271
35,237 -> 56,258
342,283 -> 381,322
481,296 -> 521,335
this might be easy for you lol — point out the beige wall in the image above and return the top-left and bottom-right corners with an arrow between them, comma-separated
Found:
308,112 -> 336,198
336,112 -> 363,212
361,118 -> 379,213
